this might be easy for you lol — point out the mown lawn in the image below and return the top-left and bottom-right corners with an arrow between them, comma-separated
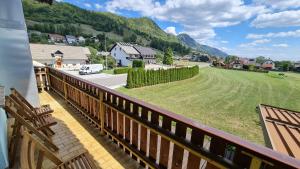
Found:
118,68 -> 300,144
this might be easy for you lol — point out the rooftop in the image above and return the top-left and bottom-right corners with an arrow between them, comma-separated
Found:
30,43 -> 90,60
258,104 -> 300,159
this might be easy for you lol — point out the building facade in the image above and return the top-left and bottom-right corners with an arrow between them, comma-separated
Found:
30,44 -> 90,68
110,42 -> 156,66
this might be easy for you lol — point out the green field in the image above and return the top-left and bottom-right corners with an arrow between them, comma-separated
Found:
118,68 -> 300,144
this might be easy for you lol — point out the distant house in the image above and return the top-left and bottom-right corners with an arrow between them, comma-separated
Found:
110,42 -> 156,66
66,35 -> 77,44
77,36 -> 85,43
230,60 -> 243,69
30,44 -> 90,68
48,34 -> 65,43
133,45 -> 156,64
261,60 -> 275,70
191,54 -> 210,62
241,58 -> 256,65
294,61 -> 300,72
97,51 -> 110,56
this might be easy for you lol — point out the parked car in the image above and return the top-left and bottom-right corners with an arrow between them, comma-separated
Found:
79,64 -> 103,75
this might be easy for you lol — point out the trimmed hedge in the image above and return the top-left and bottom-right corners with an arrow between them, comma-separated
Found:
127,66 -> 199,88
114,67 -> 130,74
132,60 -> 145,68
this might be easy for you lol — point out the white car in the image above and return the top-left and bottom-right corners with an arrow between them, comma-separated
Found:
79,64 -> 103,75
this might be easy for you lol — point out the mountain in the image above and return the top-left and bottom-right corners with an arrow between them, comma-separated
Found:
22,0 -> 189,54
177,33 -> 228,58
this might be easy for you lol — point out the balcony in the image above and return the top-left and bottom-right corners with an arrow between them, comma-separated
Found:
5,67 -> 300,169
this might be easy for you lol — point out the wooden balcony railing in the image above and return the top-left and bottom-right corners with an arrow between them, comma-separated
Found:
47,67 -> 300,169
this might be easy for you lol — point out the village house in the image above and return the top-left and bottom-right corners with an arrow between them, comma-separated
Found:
65,35 -> 77,45
110,42 -> 156,66
30,44 -> 90,68
48,34 -> 65,43
294,61 -> 300,72
261,60 -> 275,70
77,36 -> 85,43
230,60 -> 243,69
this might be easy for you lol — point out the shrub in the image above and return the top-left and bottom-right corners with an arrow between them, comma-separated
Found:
126,66 -> 199,88
132,60 -> 145,68
114,67 -> 130,74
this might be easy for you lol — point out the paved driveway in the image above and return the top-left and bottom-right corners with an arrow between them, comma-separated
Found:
63,70 -> 127,89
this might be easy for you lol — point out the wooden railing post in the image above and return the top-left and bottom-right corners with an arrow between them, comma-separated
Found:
63,75 -> 67,100
99,91 -> 105,135
46,67 -> 51,88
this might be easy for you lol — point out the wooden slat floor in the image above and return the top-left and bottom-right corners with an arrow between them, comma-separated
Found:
39,91 -> 142,169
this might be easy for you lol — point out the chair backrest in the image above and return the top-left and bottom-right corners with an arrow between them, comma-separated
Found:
20,131 -> 62,169
5,96 -> 58,151
10,88 -> 35,111
8,94 -> 40,127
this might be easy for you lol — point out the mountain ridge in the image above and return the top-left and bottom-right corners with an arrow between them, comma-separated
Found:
177,33 -> 228,58
23,0 -> 227,57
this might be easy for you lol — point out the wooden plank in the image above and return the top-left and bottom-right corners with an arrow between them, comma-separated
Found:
149,111 -> 159,162
118,113 -> 124,137
140,108 -> 148,155
107,107 -> 112,129
125,116 -> 131,142
233,147 -> 252,168
187,129 -> 204,169
132,120 -> 139,148
159,116 -> 172,168
112,109 -> 117,133
140,126 -> 147,155
171,122 -> 187,169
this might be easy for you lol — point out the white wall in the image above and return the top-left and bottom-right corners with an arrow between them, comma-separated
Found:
0,0 -> 39,106
111,45 -> 132,66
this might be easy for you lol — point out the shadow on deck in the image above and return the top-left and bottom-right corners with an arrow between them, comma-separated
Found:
40,91 -> 142,169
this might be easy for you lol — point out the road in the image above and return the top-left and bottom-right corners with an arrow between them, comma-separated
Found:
63,70 -> 127,89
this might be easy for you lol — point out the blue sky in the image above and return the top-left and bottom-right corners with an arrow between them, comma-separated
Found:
59,0 -> 300,61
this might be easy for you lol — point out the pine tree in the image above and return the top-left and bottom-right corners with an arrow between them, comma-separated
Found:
163,47 -> 174,65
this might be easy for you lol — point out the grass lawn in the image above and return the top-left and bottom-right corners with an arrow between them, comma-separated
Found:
118,68 -> 300,144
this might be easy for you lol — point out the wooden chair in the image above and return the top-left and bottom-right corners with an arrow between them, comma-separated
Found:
10,88 -> 53,116
21,131 -> 97,169
7,95 -> 57,136
5,96 -> 59,168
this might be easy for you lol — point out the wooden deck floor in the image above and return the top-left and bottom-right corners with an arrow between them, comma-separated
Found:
39,91 -> 142,169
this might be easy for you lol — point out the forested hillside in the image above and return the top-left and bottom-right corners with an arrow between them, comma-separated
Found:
23,0 -> 189,54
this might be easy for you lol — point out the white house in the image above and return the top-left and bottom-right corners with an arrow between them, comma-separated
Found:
110,42 -> 156,66
30,44 -> 90,69
66,35 -> 77,44
77,36 -> 85,43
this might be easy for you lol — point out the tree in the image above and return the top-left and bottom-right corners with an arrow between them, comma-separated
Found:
224,55 -> 238,64
155,53 -> 163,63
163,47 -> 173,65
256,56 -> 267,64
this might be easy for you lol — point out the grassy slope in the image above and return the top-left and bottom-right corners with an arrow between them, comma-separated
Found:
118,68 -> 300,144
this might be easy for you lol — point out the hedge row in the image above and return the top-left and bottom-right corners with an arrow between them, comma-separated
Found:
132,60 -> 145,68
114,67 -> 130,74
127,66 -> 199,88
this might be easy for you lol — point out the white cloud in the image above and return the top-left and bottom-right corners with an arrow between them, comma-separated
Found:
164,27 -> 177,35
254,0 -> 300,10
239,39 -> 270,47
247,29 -> 300,39
221,40 -> 228,44
105,0 -> 267,42
251,10 -> 300,28
56,0 -> 63,2
273,43 -> 289,47
84,3 -> 92,8
95,3 -> 102,10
